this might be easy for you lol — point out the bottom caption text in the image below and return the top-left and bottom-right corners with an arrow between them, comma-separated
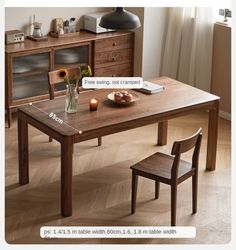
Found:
40,226 -> 196,239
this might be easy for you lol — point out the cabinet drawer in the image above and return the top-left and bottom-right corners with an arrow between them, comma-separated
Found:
94,49 -> 133,68
94,63 -> 133,77
94,34 -> 133,52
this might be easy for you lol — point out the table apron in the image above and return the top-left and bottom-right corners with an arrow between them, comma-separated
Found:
18,100 -> 218,143
76,102 -> 217,142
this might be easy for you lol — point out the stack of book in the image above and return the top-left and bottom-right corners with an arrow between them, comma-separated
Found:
136,81 -> 164,94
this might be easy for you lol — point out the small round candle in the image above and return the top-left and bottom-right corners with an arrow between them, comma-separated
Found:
89,98 -> 98,111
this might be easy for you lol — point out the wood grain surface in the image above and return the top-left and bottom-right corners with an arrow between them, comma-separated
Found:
18,77 -> 220,140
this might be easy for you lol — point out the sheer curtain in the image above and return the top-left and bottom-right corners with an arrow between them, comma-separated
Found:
161,7 -> 214,92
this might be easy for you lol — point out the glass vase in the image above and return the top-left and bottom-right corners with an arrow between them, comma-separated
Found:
65,84 -> 78,113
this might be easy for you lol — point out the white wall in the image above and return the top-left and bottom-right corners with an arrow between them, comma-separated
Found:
5,7 -> 112,36
142,7 -> 168,80
127,7 -> 144,77
127,7 -> 168,79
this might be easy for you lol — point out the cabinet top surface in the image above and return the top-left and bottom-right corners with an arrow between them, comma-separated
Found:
5,30 -> 133,54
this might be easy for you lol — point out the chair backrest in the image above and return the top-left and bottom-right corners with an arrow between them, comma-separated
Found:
48,68 -> 81,99
171,128 -> 202,179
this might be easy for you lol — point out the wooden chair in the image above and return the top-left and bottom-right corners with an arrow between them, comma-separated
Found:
130,128 -> 202,226
48,67 -> 102,146
48,67 -> 81,100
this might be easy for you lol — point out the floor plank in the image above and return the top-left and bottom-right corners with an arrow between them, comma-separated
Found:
5,111 -> 231,244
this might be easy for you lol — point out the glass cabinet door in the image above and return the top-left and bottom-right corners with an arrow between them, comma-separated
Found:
12,52 -> 50,100
54,45 -> 89,90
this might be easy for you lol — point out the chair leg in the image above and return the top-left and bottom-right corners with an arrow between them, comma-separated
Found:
155,181 -> 160,199
192,174 -> 198,214
171,184 -> 177,226
97,137 -> 102,146
131,171 -> 138,214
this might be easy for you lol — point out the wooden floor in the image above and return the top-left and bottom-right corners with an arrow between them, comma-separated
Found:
5,111 -> 231,244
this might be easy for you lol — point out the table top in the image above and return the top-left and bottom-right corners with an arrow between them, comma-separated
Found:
18,77 -> 219,138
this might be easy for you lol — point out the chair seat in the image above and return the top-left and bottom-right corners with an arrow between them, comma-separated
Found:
131,152 -> 195,184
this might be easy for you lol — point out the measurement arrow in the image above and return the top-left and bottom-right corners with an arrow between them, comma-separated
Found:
28,103 -> 83,134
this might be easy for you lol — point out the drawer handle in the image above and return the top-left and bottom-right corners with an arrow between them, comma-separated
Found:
112,57 -> 116,61
112,42 -> 116,46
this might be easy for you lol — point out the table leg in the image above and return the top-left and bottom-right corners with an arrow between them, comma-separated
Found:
7,107 -> 12,128
206,101 -> 219,171
61,136 -> 73,217
158,121 -> 168,145
18,115 -> 29,185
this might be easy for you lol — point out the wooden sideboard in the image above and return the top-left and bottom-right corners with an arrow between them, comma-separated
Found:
5,30 -> 134,127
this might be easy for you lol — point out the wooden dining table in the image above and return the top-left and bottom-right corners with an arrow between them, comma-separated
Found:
17,77 -> 220,217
